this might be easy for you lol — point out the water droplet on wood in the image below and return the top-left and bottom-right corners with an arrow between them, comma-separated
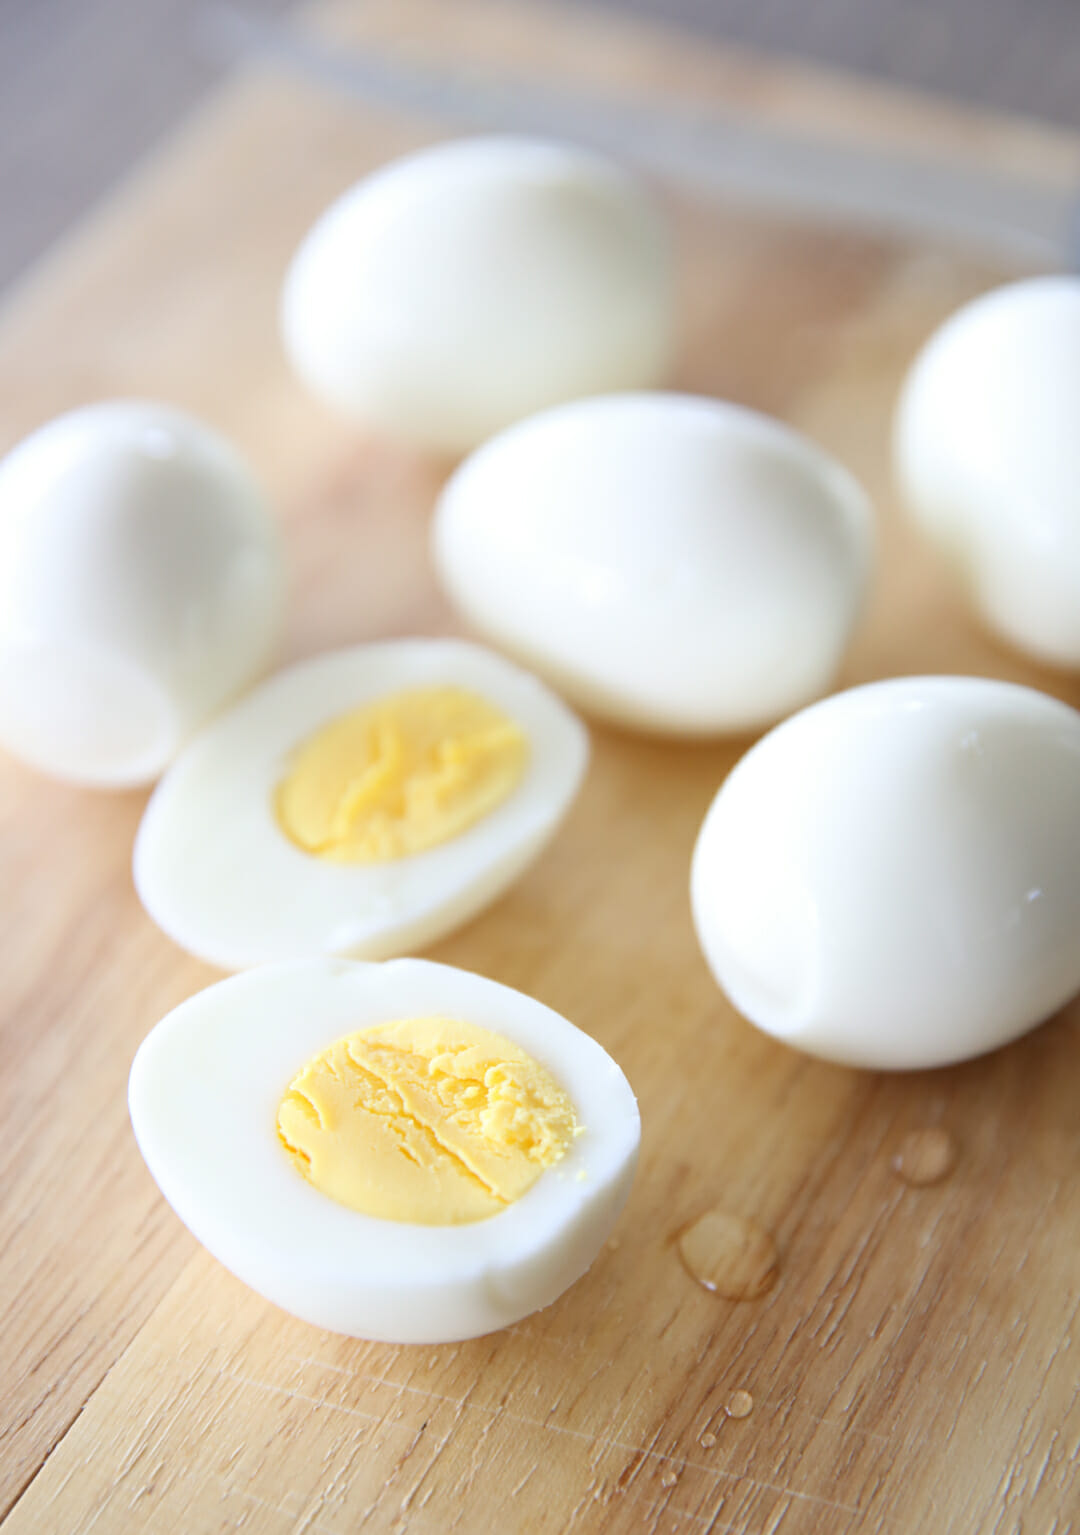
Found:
726,1389 -> 754,1419
677,1209 -> 779,1299
893,1127 -> 957,1186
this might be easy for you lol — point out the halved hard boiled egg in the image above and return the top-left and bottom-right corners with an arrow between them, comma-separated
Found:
128,957 -> 640,1342
134,639 -> 588,969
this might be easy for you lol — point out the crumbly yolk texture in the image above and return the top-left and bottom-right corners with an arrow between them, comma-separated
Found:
274,687 -> 528,863
276,1016 -> 580,1225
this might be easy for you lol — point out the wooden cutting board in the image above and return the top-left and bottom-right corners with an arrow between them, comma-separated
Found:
3,2 -> 1079,1530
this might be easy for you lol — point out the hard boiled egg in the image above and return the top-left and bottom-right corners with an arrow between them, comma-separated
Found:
894,275 -> 1080,668
433,393 -> 872,734
0,402 -> 285,787
281,136 -> 675,456
128,957 -> 640,1342
134,639 -> 588,969
691,676 -> 1080,1069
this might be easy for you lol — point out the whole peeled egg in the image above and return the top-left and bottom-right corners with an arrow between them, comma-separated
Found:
129,957 -> 640,1342
0,402 -> 285,787
691,676 -> 1080,1070
433,393 -> 872,734
894,275 -> 1080,668
280,136 -> 675,455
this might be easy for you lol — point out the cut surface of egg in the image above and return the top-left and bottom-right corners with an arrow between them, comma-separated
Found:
691,676 -> 1080,1069
0,401 -> 285,787
281,136 -> 675,455
134,639 -> 588,969
433,393 -> 872,734
128,957 -> 640,1342
895,275 -> 1080,668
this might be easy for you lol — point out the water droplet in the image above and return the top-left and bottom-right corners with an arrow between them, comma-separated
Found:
677,1209 -> 780,1300
660,1469 -> 679,1488
726,1389 -> 754,1419
699,1431 -> 717,1448
893,1128 -> 957,1187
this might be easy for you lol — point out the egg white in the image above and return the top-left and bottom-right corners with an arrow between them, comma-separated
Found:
280,136 -> 675,455
692,676 -> 1080,1070
894,276 -> 1080,668
133,640 -> 588,970
128,957 -> 640,1342
0,401 -> 285,787
433,392 -> 872,735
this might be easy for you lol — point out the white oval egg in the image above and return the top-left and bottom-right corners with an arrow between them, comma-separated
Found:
894,275 -> 1080,668
128,957 -> 640,1342
280,136 -> 675,456
433,393 -> 872,734
691,676 -> 1080,1069
0,401 -> 285,787
134,639 -> 588,969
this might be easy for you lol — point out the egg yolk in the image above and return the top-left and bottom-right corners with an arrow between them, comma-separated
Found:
277,1017 -> 579,1224
274,687 -> 528,863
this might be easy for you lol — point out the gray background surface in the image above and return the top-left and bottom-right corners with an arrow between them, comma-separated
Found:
2,0 -> 1078,295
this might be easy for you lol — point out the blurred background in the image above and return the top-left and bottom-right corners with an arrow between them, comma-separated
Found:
2,0 -> 1079,296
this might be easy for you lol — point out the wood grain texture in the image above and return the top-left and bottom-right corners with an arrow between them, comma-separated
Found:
2,2 -> 1079,1530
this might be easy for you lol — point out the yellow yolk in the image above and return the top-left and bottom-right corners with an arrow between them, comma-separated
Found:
274,687 -> 529,863
277,1017 -> 579,1224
